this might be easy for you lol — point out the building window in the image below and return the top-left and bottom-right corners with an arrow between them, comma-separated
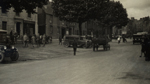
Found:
2,21 -> 7,30
28,12 -> 31,17
1,7 -> 7,14
16,12 -> 20,16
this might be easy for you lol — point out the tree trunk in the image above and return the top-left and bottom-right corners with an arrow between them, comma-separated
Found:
79,22 -> 82,36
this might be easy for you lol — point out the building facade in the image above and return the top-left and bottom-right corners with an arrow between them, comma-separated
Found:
0,7 -> 38,37
38,2 -> 87,39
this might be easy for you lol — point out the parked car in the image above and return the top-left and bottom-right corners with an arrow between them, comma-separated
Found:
132,34 -> 143,44
92,35 -> 110,51
0,30 -> 19,63
63,35 -> 92,48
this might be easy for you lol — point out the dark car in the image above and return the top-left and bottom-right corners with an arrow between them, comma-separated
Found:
0,30 -> 19,63
63,35 -> 92,48
132,34 -> 142,44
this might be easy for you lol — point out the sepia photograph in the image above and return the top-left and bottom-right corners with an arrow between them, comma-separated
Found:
0,0 -> 150,84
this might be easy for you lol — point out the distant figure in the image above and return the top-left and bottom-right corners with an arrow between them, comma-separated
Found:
72,38 -> 78,55
122,36 -> 127,43
140,35 -> 145,57
31,35 -> 36,47
59,36 -> 62,45
14,32 -> 18,44
36,34 -> 40,47
42,34 -> 46,47
40,35 -> 43,45
23,34 -> 28,47
49,36 -> 52,43
117,37 -> 121,44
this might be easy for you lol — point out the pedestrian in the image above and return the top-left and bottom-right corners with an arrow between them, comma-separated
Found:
139,35 -> 145,57
72,38 -> 78,55
49,36 -> 52,43
42,34 -> 46,47
59,36 -> 62,45
23,33 -> 28,47
14,32 -> 18,44
36,34 -> 40,47
31,34 -> 36,48
117,36 -> 121,44
40,35 -> 43,45
144,35 -> 150,61
92,37 -> 97,51
122,36 -> 127,43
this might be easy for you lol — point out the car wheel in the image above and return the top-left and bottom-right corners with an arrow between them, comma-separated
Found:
0,53 -> 4,63
11,52 -> 19,61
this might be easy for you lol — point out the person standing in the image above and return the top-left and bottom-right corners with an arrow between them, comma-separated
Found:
59,36 -> 62,45
42,34 -> 46,47
140,37 -> 146,57
72,38 -> 78,55
117,36 -> 121,44
23,33 -> 28,47
36,34 -> 40,47
31,35 -> 36,48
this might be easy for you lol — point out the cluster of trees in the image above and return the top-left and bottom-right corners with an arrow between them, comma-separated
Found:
52,0 -> 128,36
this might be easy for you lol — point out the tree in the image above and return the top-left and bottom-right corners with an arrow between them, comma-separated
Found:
0,0 -> 48,13
52,0 -> 109,36
98,1 -> 128,28
95,1 -> 128,37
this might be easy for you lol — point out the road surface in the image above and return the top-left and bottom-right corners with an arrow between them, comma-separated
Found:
0,39 -> 150,84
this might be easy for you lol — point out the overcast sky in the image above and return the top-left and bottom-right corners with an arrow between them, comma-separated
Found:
114,0 -> 150,20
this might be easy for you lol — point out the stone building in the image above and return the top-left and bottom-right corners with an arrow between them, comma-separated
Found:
0,7 -> 38,37
126,17 -> 150,35
38,2 -> 87,39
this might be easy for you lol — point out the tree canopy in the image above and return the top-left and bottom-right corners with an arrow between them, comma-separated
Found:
0,0 -> 48,13
52,0 -> 109,35
98,1 -> 128,28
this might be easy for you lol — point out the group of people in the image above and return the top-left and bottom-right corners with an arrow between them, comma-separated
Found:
140,34 -> 150,61
23,34 -> 52,48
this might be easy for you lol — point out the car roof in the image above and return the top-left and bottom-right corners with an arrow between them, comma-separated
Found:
0,29 -> 7,33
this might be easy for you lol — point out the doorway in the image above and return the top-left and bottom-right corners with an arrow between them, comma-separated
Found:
61,28 -> 66,38
16,22 -> 20,35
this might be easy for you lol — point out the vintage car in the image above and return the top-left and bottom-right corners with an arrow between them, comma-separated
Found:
0,30 -> 19,62
132,34 -> 144,44
92,35 -> 111,51
63,35 -> 92,48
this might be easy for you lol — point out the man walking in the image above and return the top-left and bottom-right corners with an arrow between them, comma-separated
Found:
72,38 -> 78,55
